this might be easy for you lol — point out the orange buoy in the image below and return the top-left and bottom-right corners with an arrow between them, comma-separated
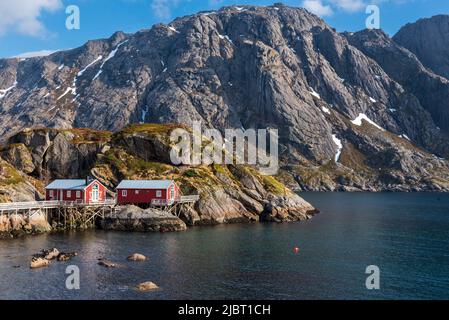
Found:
293,247 -> 300,254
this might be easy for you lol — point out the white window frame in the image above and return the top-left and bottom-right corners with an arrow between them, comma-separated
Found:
49,190 -> 54,197
122,190 -> 127,197
76,191 -> 81,198
135,190 -> 140,195
156,190 -> 162,198
67,190 -> 71,197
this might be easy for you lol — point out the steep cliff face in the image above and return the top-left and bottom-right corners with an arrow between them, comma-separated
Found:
394,15 -> 449,80
1,5 -> 449,192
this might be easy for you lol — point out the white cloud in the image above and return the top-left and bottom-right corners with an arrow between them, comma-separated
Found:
14,49 -> 59,59
303,0 -> 334,17
330,0 -> 366,12
0,0 -> 62,37
151,0 -> 182,19
151,0 -> 221,19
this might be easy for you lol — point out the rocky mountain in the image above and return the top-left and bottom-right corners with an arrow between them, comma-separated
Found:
394,15 -> 449,80
1,4 -> 449,192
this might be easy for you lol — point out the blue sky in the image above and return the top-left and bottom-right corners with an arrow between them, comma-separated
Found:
0,0 -> 448,58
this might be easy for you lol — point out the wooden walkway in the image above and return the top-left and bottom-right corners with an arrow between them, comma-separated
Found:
0,199 -> 116,214
150,195 -> 200,206
150,195 -> 200,217
0,195 -> 199,223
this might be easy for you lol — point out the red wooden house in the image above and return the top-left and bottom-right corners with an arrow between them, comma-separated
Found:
116,180 -> 181,205
45,178 -> 107,203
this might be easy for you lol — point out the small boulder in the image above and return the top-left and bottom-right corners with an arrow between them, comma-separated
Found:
57,252 -> 78,262
42,248 -> 60,260
137,282 -> 159,291
127,253 -> 147,262
30,257 -> 50,269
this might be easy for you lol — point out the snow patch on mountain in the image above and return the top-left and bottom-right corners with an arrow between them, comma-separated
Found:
309,87 -> 321,99
77,56 -> 103,77
0,82 -> 17,99
322,106 -> 331,114
100,40 -> 129,69
332,134 -> 343,162
57,87 -> 76,100
351,113 -> 385,131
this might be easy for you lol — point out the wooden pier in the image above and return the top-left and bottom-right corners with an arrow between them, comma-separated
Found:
0,195 -> 199,228
150,195 -> 200,217
0,199 -> 116,229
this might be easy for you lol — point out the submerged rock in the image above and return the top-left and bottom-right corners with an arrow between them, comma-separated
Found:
98,259 -> 118,268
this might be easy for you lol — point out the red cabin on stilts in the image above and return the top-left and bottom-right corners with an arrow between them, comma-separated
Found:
116,180 -> 181,205
45,178 -> 107,203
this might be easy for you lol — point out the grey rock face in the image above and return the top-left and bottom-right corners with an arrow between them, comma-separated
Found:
8,129 -> 105,180
394,15 -> 449,79
346,29 -> 449,153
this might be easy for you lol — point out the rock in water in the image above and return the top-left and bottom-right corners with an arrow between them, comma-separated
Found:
30,257 -> 50,269
137,282 -> 159,291
127,253 -> 147,262
42,248 -> 60,260
98,260 -> 118,268
99,206 -> 187,232
57,252 -> 78,262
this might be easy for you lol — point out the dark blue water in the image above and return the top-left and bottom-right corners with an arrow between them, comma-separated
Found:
0,193 -> 448,300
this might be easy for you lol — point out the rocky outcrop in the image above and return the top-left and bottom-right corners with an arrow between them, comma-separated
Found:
99,206 -> 187,232
261,193 -> 318,222
0,210 -> 51,239
8,128 -> 109,180
0,157 -> 40,202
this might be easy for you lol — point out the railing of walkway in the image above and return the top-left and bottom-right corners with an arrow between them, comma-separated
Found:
0,199 -> 116,212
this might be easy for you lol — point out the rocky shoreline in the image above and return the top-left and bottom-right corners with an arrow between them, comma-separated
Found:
0,211 -> 51,239
0,191 -> 318,239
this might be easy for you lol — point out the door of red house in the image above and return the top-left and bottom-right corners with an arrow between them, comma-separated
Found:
91,184 -> 99,202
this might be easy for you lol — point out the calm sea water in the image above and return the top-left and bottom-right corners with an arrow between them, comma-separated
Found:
0,193 -> 448,300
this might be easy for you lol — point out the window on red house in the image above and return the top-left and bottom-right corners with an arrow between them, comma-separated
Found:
122,190 -> 127,197
156,190 -> 162,198
67,190 -> 71,197
76,191 -> 81,198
